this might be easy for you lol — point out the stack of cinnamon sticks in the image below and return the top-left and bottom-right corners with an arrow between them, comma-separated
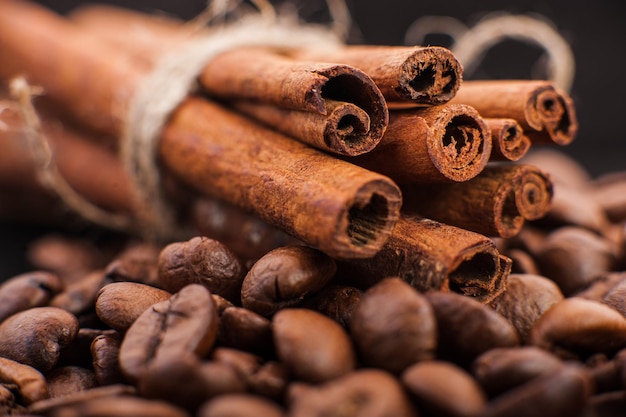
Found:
0,1 -> 579,302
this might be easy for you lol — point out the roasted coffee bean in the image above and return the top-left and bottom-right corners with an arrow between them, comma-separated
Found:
57,328 -> 119,370
47,366 -> 98,398
603,279 -> 626,317
50,270 -> 109,316
541,184 -> 609,234
95,282 -> 172,332
26,234 -> 105,284
0,306 -> 78,372
0,383 -> 25,415
0,357 -> 48,405
481,364 -> 592,417
585,349 -> 626,394
247,361 -> 290,401
301,285 -> 362,329
426,291 -> 520,366
138,353 -> 247,411
402,360 -> 487,417
212,293 -> 235,315
157,236 -> 245,302
350,277 -> 436,373
506,248 -> 540,275
211,347 -> 262,378
537,226 -> 617,295
91,334 -> 123,386
198,393 -> 285,417
217,306 -> 274,356
27,384 -> 137,415
119,284 -> 218,382
287,369 -> 416,417
471,347 -> 564,397
241,246 -> 336,316
0,271 -> 63,323
591,171 -> 626,223
574,271 -> 626,302
528,298 -> 626,360
580,391 -> 626,417
490,274 -> 563,341
105,242 -> 161,286
273,308 -> 355,383
45,394 -> 190,417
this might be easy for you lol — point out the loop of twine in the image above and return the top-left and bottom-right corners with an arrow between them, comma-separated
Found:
8,77 -> 135,232
405,13 -> 576,93
122,4 -> 345,242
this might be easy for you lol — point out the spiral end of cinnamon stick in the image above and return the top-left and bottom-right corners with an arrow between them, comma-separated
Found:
426,104 -> 492,182
332,178 -> 402,260
398,46 -> 462,105
486,118 -> 531,161
527,85 -> 578,145
318,67 -> 389,155
514,167 -> 554,220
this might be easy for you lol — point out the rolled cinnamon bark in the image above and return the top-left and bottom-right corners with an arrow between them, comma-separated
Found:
0,1 -> 402,259
69,5 -> 388,157
338,215 -> 511,304
402,164 -> 553,238
484,118 -> 531,161
70,5 -> 463,107
450,80 -> 578,145
351,104 -> 492,183
291,45 -> 463,105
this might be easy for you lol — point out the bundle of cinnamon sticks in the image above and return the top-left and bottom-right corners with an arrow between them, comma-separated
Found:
0,1 -> 580,301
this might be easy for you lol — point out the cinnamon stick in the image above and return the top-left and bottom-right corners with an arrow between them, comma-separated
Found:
350,104 -> 492,183
484,118 -> 531,161
449,80 -> 578,145
0,1 -> 402,259
69,5 -> 463,107
69,5 -> 388,157
337,215 -> 511,304
402,164 -> 553,238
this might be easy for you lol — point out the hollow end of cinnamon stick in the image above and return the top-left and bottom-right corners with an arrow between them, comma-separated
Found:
514,168 -> 554,221
397,46 -> 462,105
422,104 -> 492,182
337,179 -> 403,259
485,118 -> 531,161
448,252 -> 511,304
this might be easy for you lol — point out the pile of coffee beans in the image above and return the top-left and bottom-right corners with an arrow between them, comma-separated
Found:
1,149 -> 625,417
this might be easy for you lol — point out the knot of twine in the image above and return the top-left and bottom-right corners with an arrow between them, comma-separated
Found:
405,13 -> 575,93
123,14 -> 343,241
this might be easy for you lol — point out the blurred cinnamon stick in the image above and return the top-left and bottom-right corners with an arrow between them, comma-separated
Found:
450,80 -> 578,145
338,215 -> 511,304
0,0 -> 402,259
70,4 -> 463,107
402,164 -> 553,238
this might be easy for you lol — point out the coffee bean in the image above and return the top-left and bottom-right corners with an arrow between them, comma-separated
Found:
506,248 -> 540,275
198,393 -> 285,417
481,364 -> 592,417
350,277 -> 436,373
0,271 -> 63,323
241,246 -> 336,316
91,334 -> 123,386
157,236 -> 245,302
50,270 -> 109,316
118,284 -> 218,382
471,347 -> 564,397
247,361 -> 290,401
603,279 -> 626,317
217,306 -> 274,356
490,273 -> 563,341
105,242 -> 161,286
575,271 -> 626,302
287,369 -> 416,417
45,394 -> 190,417
0,357 -> 48,405
95,282 -> 172,332
537,226 -> 617,295
210,347 -> 262,379
273,308 -> 355,383
47,366 -> 97,398
426,291 -> 520,366
402,360 -> 487,417
27,384 -> 137,415
528,297 -> 626,360
0,307 -> 79,372
301,285 -> 362,329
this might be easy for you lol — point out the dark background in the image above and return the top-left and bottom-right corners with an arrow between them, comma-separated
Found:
1,0 -> 625,278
